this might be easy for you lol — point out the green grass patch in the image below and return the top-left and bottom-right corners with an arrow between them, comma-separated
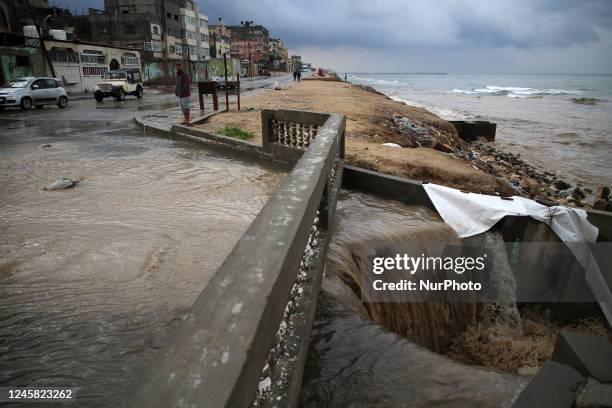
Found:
217,126 -> 255,140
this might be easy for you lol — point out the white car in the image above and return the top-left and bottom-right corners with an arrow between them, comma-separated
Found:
0,77 -> 69,111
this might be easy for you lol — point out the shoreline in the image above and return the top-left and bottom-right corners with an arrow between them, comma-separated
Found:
195,75 -> 610,210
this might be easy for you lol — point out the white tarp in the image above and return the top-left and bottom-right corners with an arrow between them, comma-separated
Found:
423,183 -> 611,325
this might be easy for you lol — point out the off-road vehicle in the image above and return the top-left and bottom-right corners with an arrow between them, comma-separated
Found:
94,69 -> 144,102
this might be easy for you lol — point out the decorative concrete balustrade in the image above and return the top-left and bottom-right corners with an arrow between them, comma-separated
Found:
129,110 -> 346,408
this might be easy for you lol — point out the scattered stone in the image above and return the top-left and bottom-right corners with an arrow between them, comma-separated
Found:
39,143 -> 52,148
552,331 -> 612,383
381,143 -> 401,148
44,177 -> 77,191
569,186 -> 586,200
593,199 -> 608,211
597,186 -> 610,200
511,361 -> 585,408
433,142 -> 453,153
554,179 -> 572,191
576,378 -> 612,408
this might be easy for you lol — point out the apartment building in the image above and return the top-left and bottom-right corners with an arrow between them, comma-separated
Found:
209,17 -> 231,58
229,21 -> 269,69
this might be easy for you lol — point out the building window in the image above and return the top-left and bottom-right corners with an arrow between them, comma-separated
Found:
121,52 -> 138,65
152,25 -> 160,35
174,14 -> 178,21
144,40 -> 162,52
50,50 -> 77,63
169,45 -> 175,53
166,12 -> 171,19
83,66 -> 107,76
125,25 -> 136,35
81,50 -> 105,64
200,34 -> 208,42
97,24 -> 108,34
175,44 -> 182,54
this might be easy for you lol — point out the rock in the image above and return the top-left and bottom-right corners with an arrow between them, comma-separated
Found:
558,189 -> 571,198
536,197 -> 557,207
570,187 -> 586,200
576,378 -> 612,408
44,177 -> 77,191
593,199 -> 609,211
552,331 -> 612,383
511,360 -> 585,408
39,143 -> 52,148
554,179 -> 572,190
510,174 -> 521,182
433,142 -> 453,153
597,186 -> 611,200
381,142 -> 402,148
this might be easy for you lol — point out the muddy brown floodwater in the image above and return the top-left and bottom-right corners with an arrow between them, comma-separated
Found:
0,124 -> 284,406
299,192 -> 528,408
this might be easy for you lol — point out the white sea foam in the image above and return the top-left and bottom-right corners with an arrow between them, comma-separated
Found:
349,75 -> 400,86
451,85 -> 581,97
390,95 -> 474,120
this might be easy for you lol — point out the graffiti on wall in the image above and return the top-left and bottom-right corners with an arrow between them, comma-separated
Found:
0,52 -> 36,83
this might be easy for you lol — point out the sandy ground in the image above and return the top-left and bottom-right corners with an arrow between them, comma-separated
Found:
196,79 -> 516,194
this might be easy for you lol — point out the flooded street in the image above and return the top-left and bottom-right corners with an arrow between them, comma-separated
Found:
0,95 -> 284,405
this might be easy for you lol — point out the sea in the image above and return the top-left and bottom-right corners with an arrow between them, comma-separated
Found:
347,73 -> 612,189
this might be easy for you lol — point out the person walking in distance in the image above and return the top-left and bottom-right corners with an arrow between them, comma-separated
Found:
175,63 -> 191,126
297,69 -> 302,82
293,68 -> 298,81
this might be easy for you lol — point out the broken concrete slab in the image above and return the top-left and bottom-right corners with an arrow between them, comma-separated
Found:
552,331 -> 612,383
576,378 -> 612,408
511,361 -> 584,408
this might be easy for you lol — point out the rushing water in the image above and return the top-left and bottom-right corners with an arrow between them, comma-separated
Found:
0,124 -> 284,406
347,73 -> 612,188
299,191 -> 527,407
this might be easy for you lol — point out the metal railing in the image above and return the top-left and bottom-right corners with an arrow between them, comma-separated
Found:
128,110 -> 346,407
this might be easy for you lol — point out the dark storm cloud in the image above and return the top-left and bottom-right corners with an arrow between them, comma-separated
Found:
199,0 -> 612,49
57,0 -> 611,50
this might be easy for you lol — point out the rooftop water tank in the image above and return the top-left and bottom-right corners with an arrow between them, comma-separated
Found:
49,29 -> 67,41
23,25 -> 39,46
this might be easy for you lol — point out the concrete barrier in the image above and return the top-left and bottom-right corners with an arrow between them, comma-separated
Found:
450,120 -> 497,142
127,111 -> 346,408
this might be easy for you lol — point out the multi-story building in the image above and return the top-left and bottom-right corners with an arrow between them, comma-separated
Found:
0,1 -> 10,33
268,37 -> 289,71
229,21 -> 269,72
291,55 -> 302,71
209,17 -> 231,58
85,0 -> 209,81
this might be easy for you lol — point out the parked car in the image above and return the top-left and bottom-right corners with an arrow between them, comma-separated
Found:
94,69 -> 144,102
0,77 -> 68,111
216,78 -> 238,91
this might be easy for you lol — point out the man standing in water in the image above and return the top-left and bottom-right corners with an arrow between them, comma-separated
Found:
175,63 -> 191,126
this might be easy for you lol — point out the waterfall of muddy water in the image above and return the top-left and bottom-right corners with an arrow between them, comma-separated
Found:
0,127 -> 284,406
299,191 -> 528,407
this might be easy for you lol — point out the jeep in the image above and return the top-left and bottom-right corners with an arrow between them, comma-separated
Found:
94,69 -> 144,102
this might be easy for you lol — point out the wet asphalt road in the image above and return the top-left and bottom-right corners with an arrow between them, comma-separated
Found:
0,73 -> 296,132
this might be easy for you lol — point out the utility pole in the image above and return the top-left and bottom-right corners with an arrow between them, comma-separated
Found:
24,0 -> 56,77
223,52 -> 229,111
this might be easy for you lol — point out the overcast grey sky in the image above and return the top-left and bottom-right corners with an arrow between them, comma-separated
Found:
55,0 -> 612,73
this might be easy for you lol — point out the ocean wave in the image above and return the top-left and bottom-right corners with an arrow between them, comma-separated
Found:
389,95 -> 475,120
451,85 -> 581,98
349,75 -> 399,85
